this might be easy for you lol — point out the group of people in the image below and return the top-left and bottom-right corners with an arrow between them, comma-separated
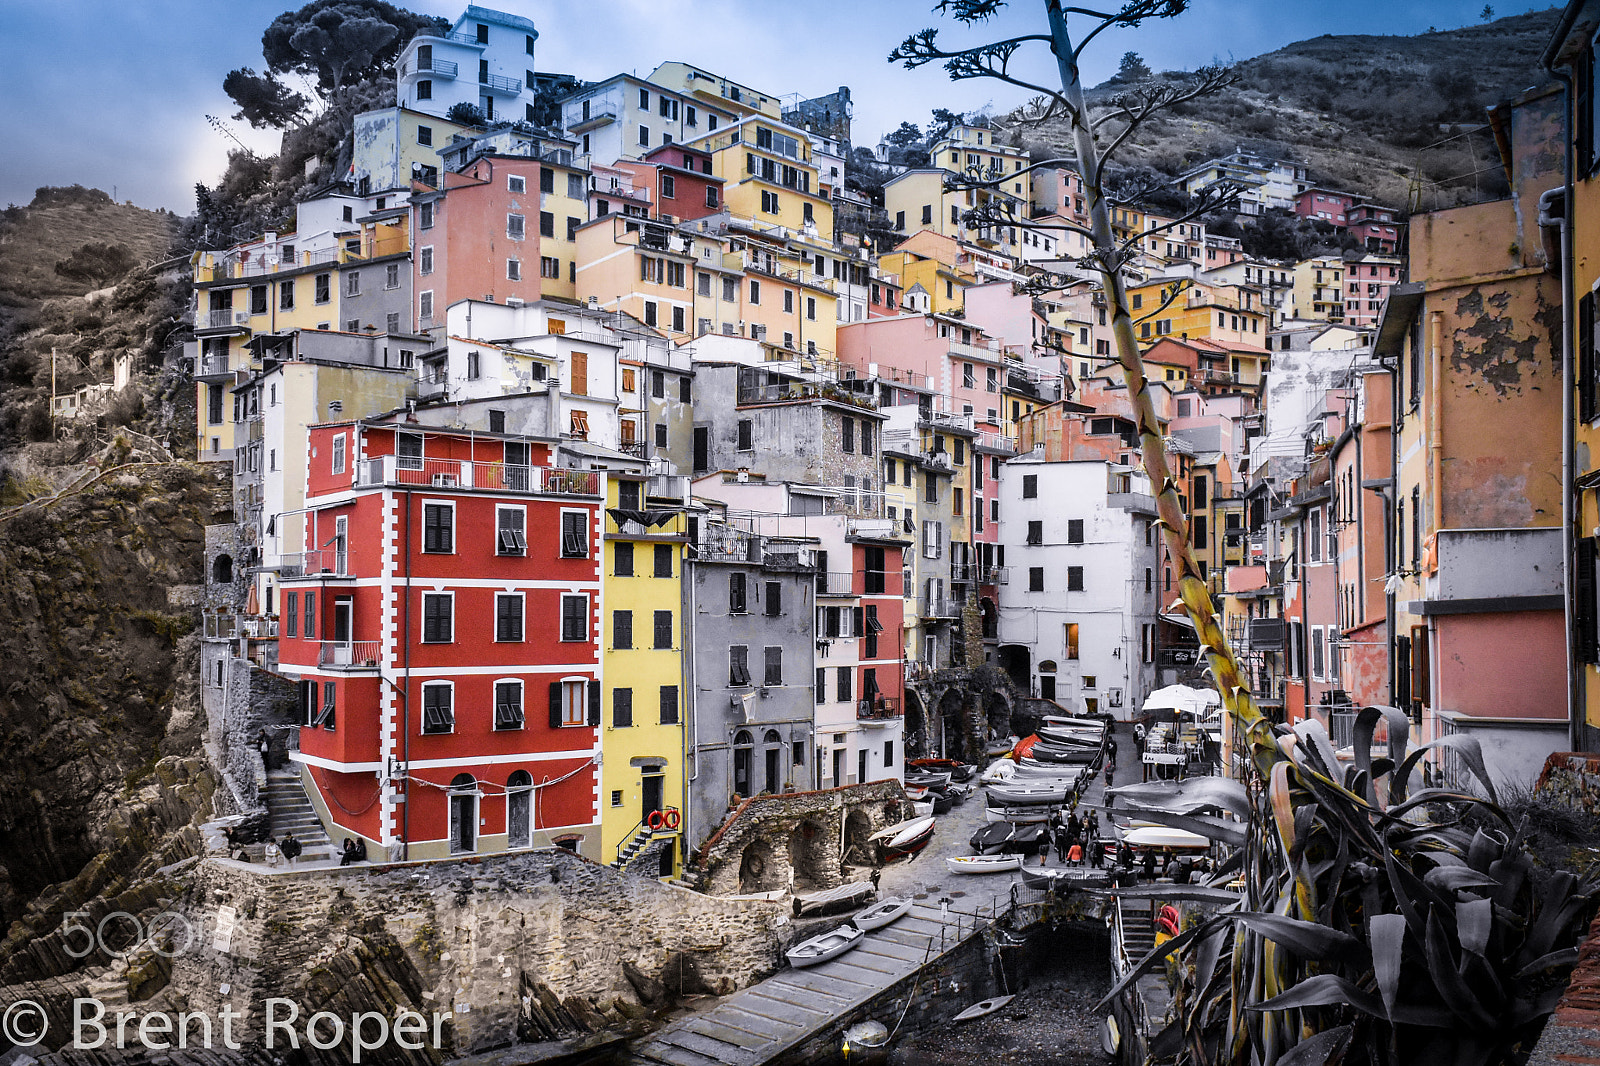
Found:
1037,806 -> 1103,867
224,826 -> 304,866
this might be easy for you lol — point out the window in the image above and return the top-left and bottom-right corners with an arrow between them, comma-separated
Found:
419,290 -> 433,319
764,646 -> 783,686
423,502 -> 453,553
662,174 -> 676,199
729,572 -> 748,613
303,590 -> 317,639
654,610 -> 673,649
836,666 -> 853,702
729,645 -> 751,685
551,679 -> 591,728
279,279 -> 295,309
419,202 -> 434,230
614,541 -> 636,577
497,507 -> 526,556
568,173 -> 584,198
1029,566 -> 1044,591
706,186 -> 719,208
1065,622 -> 1079,659
538,168 -> 553,194
737,419 -> 753,451
495,681 -> 524,730
1067,566 -> 1084,592
509,174 -> 526,194
613,610 -> 633,649
540,211 -> 554,238
567,216 -> 579,241
749,279 -> 760,304
652,685 -> 678,725
507,213 -> 525,239
765,580 -> 782,617
841,417 -> 855,453
422,683 -> 453,733
561,511 -> 589,557
331,434 -> 346,474
613,687 -> 633,727
680,376 -> 692,403
540,256 -> 559,278
1022,474 -> 1038,498
507,258 -> 522,281
284,590 -> 299,638
314,273 -> 331,304
495,593 -> 524,642
419,246 -> 433,275
638,124 -> 650,147
654,544 -> 673,577
1026,520 -> 1043,545
422,593 -> 452,642
560,595 -> 588,641
1067,519 -> 1083,544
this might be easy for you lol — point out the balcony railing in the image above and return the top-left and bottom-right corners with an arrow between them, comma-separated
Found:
354,456 -> 600,496
318,641 -> 381,669
815,571 -> 855,596
414,58 -> 457,77
482,73 -> 522,94
919,596 -> 962,619
858,697 -> 902,721
203,613 -> 238,640
975,430 -> 1017,454
196,353 -> 233,378
571,106 -> 619,133
194,309 -> 250,331
281,549 -> 352,579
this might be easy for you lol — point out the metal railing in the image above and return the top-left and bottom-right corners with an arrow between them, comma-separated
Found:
857,697 -> 902,720
975,430 -> 1017,454
196,353 -> 233,378
282,549 -> 351,578
919,596 -> 962,619
815,571 -> 855,596
318,641 -> 381,669
481,73 -> 522,94
414,58 -> 457,77
203,614 -> 238,640
354,456 -> 600,496
194,309 -> 249,330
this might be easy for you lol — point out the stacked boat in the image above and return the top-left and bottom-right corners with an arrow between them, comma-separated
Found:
1024,716 -> 1108,764
869,815 -> 937,861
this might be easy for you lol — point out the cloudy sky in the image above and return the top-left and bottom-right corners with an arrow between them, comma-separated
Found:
0,0 -> 1555,214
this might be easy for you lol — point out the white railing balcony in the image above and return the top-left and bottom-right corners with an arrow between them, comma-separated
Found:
196,353 -> 233,379
975,430 -> 1017,454
646,473 -> 690,502
283,549 -> 352,579
318,641 -> 382,670
815,571 -> 855,596
919,596 -> 962,619
355,456 -> 601,496
194,309 -> 250,331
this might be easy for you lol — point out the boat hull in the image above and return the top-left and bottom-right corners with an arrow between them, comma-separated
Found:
853,896 -> 913,931
787,926 -> 865,968
946,855 -> 1023,875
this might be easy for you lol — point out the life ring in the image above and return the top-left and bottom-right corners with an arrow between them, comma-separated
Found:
663,809 -> 681,830
1157,905 -> 1182,937
646,810 -> 666,831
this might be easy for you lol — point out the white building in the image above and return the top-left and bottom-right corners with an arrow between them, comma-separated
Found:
396,7 -> 544,124
996,455 -> 1161,719
561,74 -> 737,170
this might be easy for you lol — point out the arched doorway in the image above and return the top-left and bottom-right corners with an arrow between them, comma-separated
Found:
842,810 -> 874,866
983,690 -> 1016,744
762,729 -> 783,794
980,597 -> 997,640
212,554 -> 233,584
732,730 -> 753,799
903,690 -> 929,759
506,770 -> 532,848
787,819 -> 831,892
936,688 -> 967,761
738,835 -> 783,894
1037,660 -> 1058,702
997,644 -> 1031,691
448,774 -> 477,854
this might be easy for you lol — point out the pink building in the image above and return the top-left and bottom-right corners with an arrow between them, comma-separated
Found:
1342,254 -> 1403,328
837,314 -> 1009,429
1347,203 -> 1401,254
1295,187 -> 1355,226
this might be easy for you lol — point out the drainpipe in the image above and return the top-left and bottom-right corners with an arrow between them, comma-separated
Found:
1429,310 -> 1445,573
1546,174 -> 1580,751
401,487 -> 413,860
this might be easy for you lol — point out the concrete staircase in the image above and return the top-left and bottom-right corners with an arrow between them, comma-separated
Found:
259,771 -> 337,864
1119,899 -> 1157,959
610,825 -> 662,871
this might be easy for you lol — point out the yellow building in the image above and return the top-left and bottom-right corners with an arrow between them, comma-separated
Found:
878,244 -> 973,317
647,61 -> 783,120
1290,256 -> 1347,321
882,169 -> 1026,258
685,116 -> 834,236
600,472 -> 690,878
1125,277 -> 1270,350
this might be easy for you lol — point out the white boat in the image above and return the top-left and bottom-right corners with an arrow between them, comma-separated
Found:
987,781 -> 1071,805
853,896 -> 913,931
905,769 -> 952,788
786,924 -> 865,968
980,758 -> 1018,784
946,854 -> 1024,875
909,799 -> 935,818
984,804 -> 1054,823
868,816 -> 936,856
953,994 -> 1016,1022
1121,826 -> 1212,850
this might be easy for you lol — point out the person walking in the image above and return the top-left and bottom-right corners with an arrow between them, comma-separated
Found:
280,832 -> 302,867
1054,820 -> 1070,863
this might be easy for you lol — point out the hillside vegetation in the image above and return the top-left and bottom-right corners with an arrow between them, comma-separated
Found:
1015,7 -> 1563,212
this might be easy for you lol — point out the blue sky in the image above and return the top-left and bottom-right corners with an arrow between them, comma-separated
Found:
0,1 -> 1557,214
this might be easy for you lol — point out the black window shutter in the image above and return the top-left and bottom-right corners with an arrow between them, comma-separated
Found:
588,678 -> 601,725
1582,293 -> 1596,423
1578,537 -> 1598,663
852,606 -> 864,636
549,682 -> 562,729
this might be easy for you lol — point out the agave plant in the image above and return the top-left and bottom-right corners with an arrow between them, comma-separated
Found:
1101,708 -> 1599,1066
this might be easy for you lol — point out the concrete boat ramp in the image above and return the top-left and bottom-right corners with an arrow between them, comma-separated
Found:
632,896 -> 1004,1066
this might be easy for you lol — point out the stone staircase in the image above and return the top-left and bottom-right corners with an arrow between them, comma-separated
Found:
257,770 -> 337,864
610,825 -> 660,871
1120,899 -> 1157,959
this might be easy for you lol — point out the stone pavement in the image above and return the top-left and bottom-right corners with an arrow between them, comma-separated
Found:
633,752 -> 1117,1066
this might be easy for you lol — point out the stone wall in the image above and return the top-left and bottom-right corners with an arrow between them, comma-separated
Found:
200,647 -> 299,812
693,780 -> 909,896
164,847 -> 786,1056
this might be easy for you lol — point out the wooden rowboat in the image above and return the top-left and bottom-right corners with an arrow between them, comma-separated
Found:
987,781 -> 1071,805
869,815 -> 935,858
946,854 -> 1023,875
853,896 -> 913,931
953,994 -> 1016,1022
786,924 -> 865,968
984,804 -> 1054,824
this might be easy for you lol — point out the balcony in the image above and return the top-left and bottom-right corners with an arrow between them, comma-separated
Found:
571,105 -> 619,133
815,571 -> 855,597
413,58 -> 457,78
1108,491 -> 1159,516
280,549 -> 353,580
193,309 -> 251,334
203,613 -> 238,641
318,641 -> 381,670
919,596 -> 962,619
1248,617 -> 1285,650
195,353 -> 234,381
481,73 -> 523,95
647,473 -> 690,502
354,456 -> 601,496
858,697 -> 902,722
975,430 -> 1017,454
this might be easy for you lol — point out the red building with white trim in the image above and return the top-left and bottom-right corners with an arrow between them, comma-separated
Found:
277,416 -> 606,861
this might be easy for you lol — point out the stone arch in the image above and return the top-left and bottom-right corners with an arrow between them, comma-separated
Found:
787,819 -> 833,892
980,596 -> 998,639
903,689 -> 930,759
738,834 -> 784,894
997,644 -> 1031,691
984,688 -> 1018,743
843,809 -> 874,866
936,688 -> 967,761
212,554 -> 233,584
